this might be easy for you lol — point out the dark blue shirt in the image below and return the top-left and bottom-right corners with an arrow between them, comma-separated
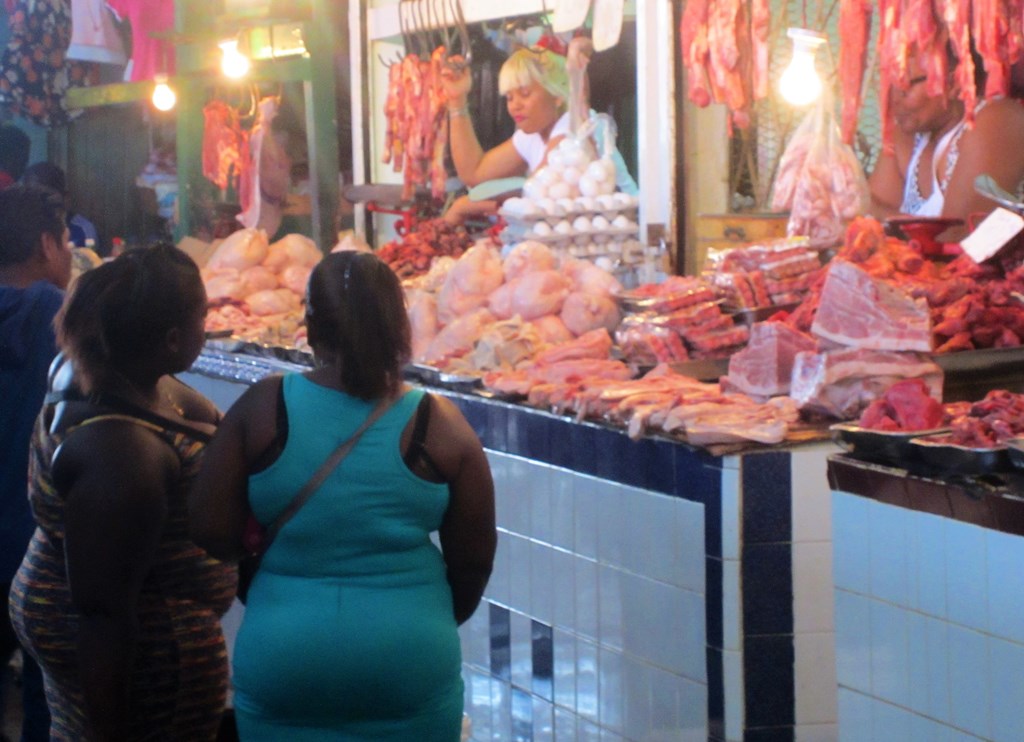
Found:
0,280 -> 63,579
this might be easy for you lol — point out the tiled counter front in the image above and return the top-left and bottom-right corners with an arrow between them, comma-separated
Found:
184,352 -> 841,742
828,457 -> 1024,742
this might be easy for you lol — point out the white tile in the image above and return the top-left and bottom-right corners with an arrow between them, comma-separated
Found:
621,656 -> 652,742
510,610 -> 533,693
793,541 -> 836,634
530,465 -> 553,545
722,558 -> 742,652
458,602 -> 491,671
834,589 -> 872,693
621,571 -> 658,665
676,676 -> 708,742
463,669 -> 492,741
550,549 -> 575,631
577,718 -> 602,742
676,588 -> 707,682
947,624 -> 991,739
989,636 -> 1024,742
791,445 -> 836,543
871,699 -> 912,741
638,491 -> 676,583
553,628 -> 576,711
794,632 -> 838,726
530,541 -> 553,626
909,714 -> 953,742
945,520 -> 988,631
532,696 -> 554,742
868,500 -> 909,607
488,452 -> 512,530
722,454 -> 741,471
911,511 -> 947,619
598,564 -> 624,651
869,600 -> 909,708
720,465 -> 741,561
905,611 -> 929,717
795,723 -> 839,742
549,469 -> 575,552
575,556 -> 599,642
486,529 -> 511,607
832,492 -> 871,594
837,688 -> 873,742
677,499 -> 706,594
574,475 -> 600,560
723,648 -> 744,739
648,664 -> 681,739
986,529 -> 1024,645
490,678 -> 511,740
576,637 -> 600,723
507,534 -> 532,615
598,648 -> 624,733
924,616 -> 951,725
597,480 -> 627,569
503,456 -> 533,536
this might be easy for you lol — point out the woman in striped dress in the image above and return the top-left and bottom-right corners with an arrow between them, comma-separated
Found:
8,244 -> 236,741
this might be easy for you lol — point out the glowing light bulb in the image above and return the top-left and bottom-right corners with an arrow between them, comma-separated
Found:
779,28 -> 827,107
151,75 -> 176,111
219,39 -> 250,79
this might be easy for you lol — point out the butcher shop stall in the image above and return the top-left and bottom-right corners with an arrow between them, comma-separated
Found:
73,0 -> 1024,740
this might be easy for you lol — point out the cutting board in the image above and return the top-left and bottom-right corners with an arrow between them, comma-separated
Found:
591,0 -> 624,51
552,0 -> 592,32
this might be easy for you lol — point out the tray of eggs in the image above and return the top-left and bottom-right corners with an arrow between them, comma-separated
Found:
499,193 -> 640,248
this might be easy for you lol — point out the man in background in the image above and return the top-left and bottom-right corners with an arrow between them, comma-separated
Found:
0,185 -> 69,742
22,162 -> 99,250
0,124 -> 30,190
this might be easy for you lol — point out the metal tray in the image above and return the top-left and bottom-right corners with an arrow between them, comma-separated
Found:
1006,439 -> 1024,471
830,423 -> 950,467
909,434 -> 1011,475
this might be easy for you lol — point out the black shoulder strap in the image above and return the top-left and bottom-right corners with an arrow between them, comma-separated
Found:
403,393 -> 444,480
43,388 -> 213,443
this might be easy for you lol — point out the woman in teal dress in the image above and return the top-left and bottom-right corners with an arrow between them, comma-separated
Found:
190,250 -> 496,741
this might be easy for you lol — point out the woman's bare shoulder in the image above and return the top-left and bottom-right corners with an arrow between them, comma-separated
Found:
973,98 -> 1024,135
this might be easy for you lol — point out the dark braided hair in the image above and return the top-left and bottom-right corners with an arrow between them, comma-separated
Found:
0,184 -> 66,267
56,242 -> 206,393
305,251 -> 411,400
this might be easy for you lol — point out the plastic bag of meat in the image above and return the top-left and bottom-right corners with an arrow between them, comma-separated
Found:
771,91 -> 869,249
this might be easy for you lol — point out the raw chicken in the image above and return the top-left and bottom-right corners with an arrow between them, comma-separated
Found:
206,228 -> 269,271
263,233 -> 322,273
408,289 -> 439,361
502,240 -> 558,281
423,308 -> 496,364
561,257 -> 622,296
279,263 -> 313,295
437,244 -> 504,325
204,270 -> 246,302
246,288 -> 301,317
239,265 -> 279,295
510,270 -> 571,320
560,291 -> 622,335
487,281 -> 517,320
532,314 -> 575,344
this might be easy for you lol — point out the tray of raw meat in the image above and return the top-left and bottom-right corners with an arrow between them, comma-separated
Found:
830,423 -> 951,467
908,435 -> 1011,475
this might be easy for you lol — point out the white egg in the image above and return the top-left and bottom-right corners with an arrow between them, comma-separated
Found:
576,196 -> 597,212
597,179 -> 617,196
572,216 -> 592,232
612,192 -> 635,209
612,215 -> 634,230
547,181 -> 573,200
532,166 -> 555,186
523,180 -> 546,200
555,197 -> 577,214
519,201 -> 539,216
553,219 -> 574,235
532,221 -> 553,236
596,194 -> 618,211
600,158 -> 617,179
595,256 -> 615,272
561,166 -> 582,187
578,174 -> 600,198
591,215 -> 610,230
585,159 -> 611,183
546,149 -> 565,169
534,197 -> 554,214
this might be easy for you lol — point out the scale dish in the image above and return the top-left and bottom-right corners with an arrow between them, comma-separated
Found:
830,423 -> 950,467
909,434 -> 1011,474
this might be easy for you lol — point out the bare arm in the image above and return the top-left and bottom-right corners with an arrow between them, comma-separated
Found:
57,423 -> 174,742
430,397 -> 496,625
867,134 -> 913,219
189,376 -> 283,560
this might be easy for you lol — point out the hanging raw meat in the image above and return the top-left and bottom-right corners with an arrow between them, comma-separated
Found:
680,0 -> 713,106
838,0 -> 873,145
902,0 -> 946,97
202,100 -> 247,191
936,0 -> 979,124
237,96 -> 291,236
972,0 -> 1012,98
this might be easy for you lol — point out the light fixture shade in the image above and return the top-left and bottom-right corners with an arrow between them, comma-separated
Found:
152,74 -> 176,111
219,38 -> 251,79
779,28 -> 828,106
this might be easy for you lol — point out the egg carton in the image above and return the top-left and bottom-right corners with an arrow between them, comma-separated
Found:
499,193 -> 639,222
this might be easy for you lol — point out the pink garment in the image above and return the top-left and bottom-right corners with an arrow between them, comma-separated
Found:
105,0 -> 174,81
68,0 -> 126,64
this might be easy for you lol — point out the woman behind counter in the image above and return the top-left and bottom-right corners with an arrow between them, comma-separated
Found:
9,243 -> 235,741
868,44 -> 1024,234
189,250 -> 496,741
441,44 -> 638,194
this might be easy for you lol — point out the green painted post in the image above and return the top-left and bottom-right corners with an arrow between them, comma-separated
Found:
304,0 -> 341,251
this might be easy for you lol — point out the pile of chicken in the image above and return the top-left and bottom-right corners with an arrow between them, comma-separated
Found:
203,228 -> 321,347
407,239 -> 624,374
777,217 -> 1024,353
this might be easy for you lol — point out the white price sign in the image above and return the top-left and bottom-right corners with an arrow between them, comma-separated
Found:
959,207 -> 1024,263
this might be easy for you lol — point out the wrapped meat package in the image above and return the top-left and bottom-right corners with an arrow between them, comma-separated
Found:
771,91 -> 869,248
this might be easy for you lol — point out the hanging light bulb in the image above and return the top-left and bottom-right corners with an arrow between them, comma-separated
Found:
779,28 -> 828,106
151,74 -> 176,111
219,38 -> 251,79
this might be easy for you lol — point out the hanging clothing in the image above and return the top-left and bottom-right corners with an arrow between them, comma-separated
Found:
105,0 -> 175,82
0,0 -> 98,127
67,0 -> 126,64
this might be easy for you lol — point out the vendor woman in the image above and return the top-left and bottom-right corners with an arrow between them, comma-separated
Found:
868,45 -> 1024,234
440,45 -> 638,195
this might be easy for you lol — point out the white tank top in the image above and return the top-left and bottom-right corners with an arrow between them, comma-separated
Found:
900,123 -> 963,217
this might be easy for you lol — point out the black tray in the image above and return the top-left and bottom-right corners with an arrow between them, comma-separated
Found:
909,434 -> 1011,475
830,423 -> 950,467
